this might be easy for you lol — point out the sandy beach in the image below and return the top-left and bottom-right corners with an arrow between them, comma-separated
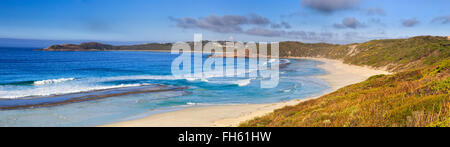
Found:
101,57 -> 390,127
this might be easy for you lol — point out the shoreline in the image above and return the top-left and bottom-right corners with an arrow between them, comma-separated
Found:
101,57 -> 390,127
0,84 -> 186,110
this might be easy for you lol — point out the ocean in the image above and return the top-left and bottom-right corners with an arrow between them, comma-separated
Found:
0,47 -> 331,126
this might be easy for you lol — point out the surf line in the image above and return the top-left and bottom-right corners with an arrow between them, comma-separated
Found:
0,85 -> 187,110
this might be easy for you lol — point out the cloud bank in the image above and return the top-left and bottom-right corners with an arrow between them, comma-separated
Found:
432,15 -> 450,24
302,0 -> 361,13
170,14 -> 334,41
364,7 -> 386,16
402,18 -> 420,27
334,17 -> 364,29
271,22 -> 292,29
169,14 -> 271,33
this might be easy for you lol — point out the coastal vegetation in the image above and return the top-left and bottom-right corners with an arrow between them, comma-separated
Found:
278,36 -> 450,72
241,36 -> 450,127
241,59 -> 449,127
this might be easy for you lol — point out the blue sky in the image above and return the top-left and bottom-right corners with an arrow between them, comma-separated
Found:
0,0 -> 449,44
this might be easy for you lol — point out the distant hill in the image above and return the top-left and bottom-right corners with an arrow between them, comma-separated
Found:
279,36 -> 450,72
41,41 -> 228,51
43,42 -> 114,51
41,42 -> 173,51
0,38 -> 149,48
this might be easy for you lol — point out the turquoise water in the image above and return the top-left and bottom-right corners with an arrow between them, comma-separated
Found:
0,47 -> 330,126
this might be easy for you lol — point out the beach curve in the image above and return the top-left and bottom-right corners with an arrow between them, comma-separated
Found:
101,58 -> 391,127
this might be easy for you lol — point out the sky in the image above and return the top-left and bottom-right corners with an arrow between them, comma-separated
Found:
0,0 -> 449,44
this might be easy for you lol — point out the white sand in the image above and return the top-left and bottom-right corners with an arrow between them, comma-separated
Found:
101,58 -> 390,127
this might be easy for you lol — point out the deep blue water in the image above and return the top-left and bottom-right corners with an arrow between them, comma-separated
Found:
0,47 -> 330,126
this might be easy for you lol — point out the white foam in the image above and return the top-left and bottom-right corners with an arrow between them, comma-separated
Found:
269,59 -> 277,63
236,79 -> 251,87
101,66 -> 256,83
205,79 -> 252,87
0,83 -> 144,99
280,59 -> 290,63
33,78 -> 75,85
186,102 -> 197,105
186,78 -> 196,81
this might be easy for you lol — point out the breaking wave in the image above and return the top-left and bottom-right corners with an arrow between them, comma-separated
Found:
0,83 -> 146,99
33,78 -> 75,85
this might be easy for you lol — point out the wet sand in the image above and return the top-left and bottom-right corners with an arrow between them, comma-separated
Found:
0,84 -> 186,110
101,58 -> 390,127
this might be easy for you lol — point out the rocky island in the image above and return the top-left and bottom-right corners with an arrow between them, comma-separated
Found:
40,42 -> 173,51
